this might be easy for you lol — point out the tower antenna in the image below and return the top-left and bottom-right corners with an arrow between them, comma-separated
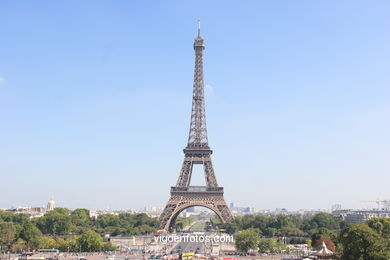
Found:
198,20 -> 201,37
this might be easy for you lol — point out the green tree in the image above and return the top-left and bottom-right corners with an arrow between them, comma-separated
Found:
274,215 -> 291,229
77,230 -> 103,252
0,211 -> 15,222
235,229 -> 259,254
339,223 -> 390,260
20,223 -> 42,249
241,215 -> 256,229
258,238 -> 275,253
39,236 -> 57,249
97,214 -> 120,229
0,222 -> 16,251
64,236 -> 79,252
367,218 -> 390,239
71,209 -> 90,226
52,208 -> 71,215
36,210 -> 72,235
102,242 -> 117,252
223,221 -> 240,235
303,213 -> 339,231
311,227 -> 337,247
12,238 -> 27,251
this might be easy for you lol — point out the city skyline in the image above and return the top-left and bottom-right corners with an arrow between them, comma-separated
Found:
1,1 -> 389,211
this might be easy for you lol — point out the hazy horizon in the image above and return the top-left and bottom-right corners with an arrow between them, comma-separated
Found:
1,1 -> 389,211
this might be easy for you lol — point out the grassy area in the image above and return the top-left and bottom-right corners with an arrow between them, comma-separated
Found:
190,221 -> 206,231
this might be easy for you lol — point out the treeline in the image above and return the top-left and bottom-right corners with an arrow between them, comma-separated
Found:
224,213 -> 390,259
0,208 -> 159,252
219,212 -> 345,244
175,217 -> 195,231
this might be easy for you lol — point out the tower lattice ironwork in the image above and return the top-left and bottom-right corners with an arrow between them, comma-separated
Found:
159,23 -> 233,231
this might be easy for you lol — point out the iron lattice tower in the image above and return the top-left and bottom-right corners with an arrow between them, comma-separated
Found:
159,24 -> 233,231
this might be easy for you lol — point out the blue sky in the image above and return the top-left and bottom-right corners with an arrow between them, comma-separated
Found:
0,1 -> 389,211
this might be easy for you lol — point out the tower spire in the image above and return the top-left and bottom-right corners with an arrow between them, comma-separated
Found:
188,22 -> 207,148
198,20 -> 201,37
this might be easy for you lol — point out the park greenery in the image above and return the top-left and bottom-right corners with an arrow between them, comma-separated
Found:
174,217 -> 195,231
2,208 -> 390,259
0,208 -> 159,253
221,213 -> 390,259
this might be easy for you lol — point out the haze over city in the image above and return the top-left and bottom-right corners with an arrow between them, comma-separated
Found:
1,1 -> 389,211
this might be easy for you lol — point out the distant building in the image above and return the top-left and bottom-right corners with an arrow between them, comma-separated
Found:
332,209 -> 390,223
6,206 -> 45,218
4,198 -> 57,218
46,198 -> 56,211
228,202 -> 254,215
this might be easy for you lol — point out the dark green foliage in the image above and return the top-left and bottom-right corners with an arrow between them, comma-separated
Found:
302,212 -> 340,232
367,218 -> 390,239
19,223 -> 42,248
311,227 -> 338,247
77,230 -> 103,252
339,223 -> 390,260
235,229 -> 259,253
71,209 -> 91,227
36,209 -> 72,235
95,213 -> 158,235
221,213 -> 341,239
0,211 -> 16,222
174,217 -> 195,231
0,208 -> 157,252
0,222 -> 16,250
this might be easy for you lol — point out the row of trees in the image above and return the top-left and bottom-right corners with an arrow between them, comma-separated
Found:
174,217 -> 195,231
0,221 -> 116,252
0,208 -> 159,252
235,230 -> 291,254
221,212 -> 345,240
231,214 -> 390,260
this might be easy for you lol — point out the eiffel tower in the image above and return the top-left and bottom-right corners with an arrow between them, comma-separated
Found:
159,23 -> 233,231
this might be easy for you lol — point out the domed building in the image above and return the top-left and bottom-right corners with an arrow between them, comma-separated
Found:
46,198 -> 55,211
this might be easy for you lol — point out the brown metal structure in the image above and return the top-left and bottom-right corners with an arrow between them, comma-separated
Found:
159,23 -> 233,231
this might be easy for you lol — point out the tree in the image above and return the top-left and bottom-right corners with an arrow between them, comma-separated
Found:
71,209 -> 90,226
0,211 -> 15,222
39,236 -> 57,249
258,238 -> 275,253
235,229 -> 259,254
36,210 -> 72,235
263,227 -> 277,237
311,227 -> 337,248
52,208 -> 71,215
241,215 -> 256,229
20,223 -> 42,249
11,238 -> 26,252
0,222 -> 16,250
12,214 -> 30,225
303,213 -> 339,231
97,214 -> 120,229
102,242 -> 117,252
339,223 -> 390,260
367,218 -> 390,239
223,221 -> 239,235
274,215 -> 291,229
77,230 -> 103,252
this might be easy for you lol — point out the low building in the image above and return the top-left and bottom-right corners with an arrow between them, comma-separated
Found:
332,209 -> 390,223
